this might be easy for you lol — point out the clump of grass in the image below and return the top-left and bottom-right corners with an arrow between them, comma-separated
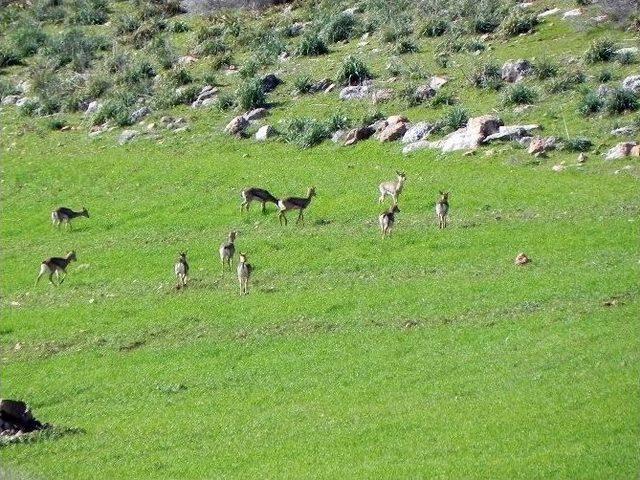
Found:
394,39 -> 419,55
441,106 -> 469,131
604,88 -> 639,115
251,30 -> 287,65
321,12 -> 358,43
92,91 -> 136,126
418,17 -> 448,37
283,117 -> 329,148
216,92 -> 235,111
293,75 -> 313,95
336,55 -> 371,85
0,78 -> 18,100
578,90 -> 604,116
597,69 -> 613,83
584,38 -> 617,63
239,59 -> 260,80
114,14 -> 141,35
502,84 -> 538,105
431,92 -> 457,107
533,57 -> 559,80
45,28 -> 109,71
560,137 -> 593,152
0,45 -> 22,67
210,53 -> 233,71
47,116 -> 68,130
470,61 -> 503,90
68,0 -> 109,25
236,76 -> 266,110
325,112 -> 352,132
398,83 -> 421,107
617,50 -> 637,65
165,67 -> 192,87
170,20 -> 190,33
8,21 -> 48,58
499,12 -> 538,36
297,32 -> 328,56
546,68 -> 586,93
193,38 -> 228,57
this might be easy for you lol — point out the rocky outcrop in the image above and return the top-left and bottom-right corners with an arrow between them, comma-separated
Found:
378,121 -> 408,142
262,74 -> 282,93
528,136 -> 556,155
402,122 -> 434,144
537,7 -> 560,18
605,142 -> 639,160
224,116 -> 248,136
118,130 -> 139,145
372,88 -> 393,104
339,85 -> 370,100
191,85 -> 219,108
243,108 -> 268,122
622,75 -> 640,94
130,106 -> 151,123
344,126 -> 374,146
414,84 -> 436,102
501,60 -> 532,83
483,124 -> 540,143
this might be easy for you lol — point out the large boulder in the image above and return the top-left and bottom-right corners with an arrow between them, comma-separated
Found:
429,76 -> 448,90
622,75 -> 640,94
605,142 -> 638,160
255,125 -> 275,141
243,108 -> 269,122
528,136 -> 557,155
129,106 -> 151,124
339,85 -> 370,100
467,115 -> 503,139
403,140 -> 438,154
414,84 -> 436,102
501,59 -> 532,83
1,95 -> 20,105
378,122 -> 408,142
191,86 -> 219,108
344,126 -> 374,146
407,115 -> 503,153
224,116 -> 248,136
402,122 -> 434,144
483,124 -> 541,143
372,88 -> 393,104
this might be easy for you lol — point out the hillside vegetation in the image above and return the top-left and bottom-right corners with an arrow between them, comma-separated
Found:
1,0 -> 639,478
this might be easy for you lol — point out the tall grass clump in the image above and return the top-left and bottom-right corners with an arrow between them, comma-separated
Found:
604,88 -> 639,114
584,38 -> 617,63
533,57 -> 559,80
293,75 -> 313,94
442,106 -> 469,131
470,61 -> 503,90
68,0 -> 109,25
499,12 -> 538,36
236,76 -> 266,110
8,22 -> 48,58
578,91 -> 604,116
283,117 -> 329,148
45,29 -> 108,71
321,12 -> 358,43
298,31 -> 329,56
336,55 -> 371,85
418,17 -> 448,37
502,84 -> 538,105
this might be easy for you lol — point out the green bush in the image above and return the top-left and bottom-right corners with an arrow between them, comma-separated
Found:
283,117 -> 329,148
560,137 -> 593,151
418,17 -> 448,37
194,38 -> 228,57
431,92 -> 457,107
325,112 -> 352,132
395,39 -> 419,55
502,84 -> 537,105
604,88 -> 639,114
45,29 -> 109,71
9,22 -> 48,58
210,53 -> 233,71
500,12 -> 538,36
298,32 -> 329,56
597,69 -> 613,83
293,75 -> 313,94
336,55 -> 371,85
239,60 -> 260,80
251,31 -> 287,65
0,78 -> 18,99
236,77 -> 266,110
584,38 -> 617,63
216,92 -> 235,111
441,106 -> 469,131
47,116 -> 68,130
617,50 -> 637,65
170,21 -> 190,33
147,36 -> 176,70
398,84 -> 421,107
0,45 -> 22,67
470,61 -> 503,90
69,0 -> 109,25
18,99 -> 40,116
165,67 -> 191,86
114,14 -> 141,35
533,57 -> 559,80
546,68 -> 586,93
92,91 -> 136,126
322,12 -> 358,43
578,91 -> 604,116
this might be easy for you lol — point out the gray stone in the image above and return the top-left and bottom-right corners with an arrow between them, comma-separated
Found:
429,76 -> 448,90
15,97 -> 30,107
611,126 -> 637,136
537,7 -> 560,18
255,125 -> 274,141
339,85 -> 369,100
85,100 -> 100,115
378,122 -> 408,142
402,122 -> 434,144
501,59 -> 532,83
224,116 -> 248,136
402,140 -> 437,154
605,142 -> 638,160
415,84 -> 436,101
243,108 -> 269,122
344,126 -> 374,146
332,130 -> 347,143
622,75 -> 640,94
129,106 -> 150,123
1,95 -> 20,105
563,8 -> 582,18
372,88 -> 393,104
483,124 -> 541,143
118,130 -> 139,145
616,47 -> 639,56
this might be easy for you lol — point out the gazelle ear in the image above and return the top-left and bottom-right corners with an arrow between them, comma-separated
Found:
439,190 -> 444,195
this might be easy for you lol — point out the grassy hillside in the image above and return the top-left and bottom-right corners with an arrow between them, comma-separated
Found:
1,0 -> 639,478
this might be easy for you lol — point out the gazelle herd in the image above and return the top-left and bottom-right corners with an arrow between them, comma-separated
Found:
39,173 -> 449,294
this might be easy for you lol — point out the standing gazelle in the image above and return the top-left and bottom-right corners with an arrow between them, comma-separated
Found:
174,252 -> 189,289
237,253 -> 253,295
219,231 -> 237,272
240,188 -> 279,214
378,171 -> 406,204
436,191 -> 449,229
35,251 -> 77,285
379,204 -> 400,237
51,207 -> 89,229
277,187 -> 316,226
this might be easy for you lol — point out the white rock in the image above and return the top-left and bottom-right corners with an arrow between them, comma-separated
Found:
255,125 -> 274,141
622,75 -> 640,94
402,122 -> 434,144
339,85 -> 369,100
243,108 -> 269,122
85,100 -> 100,115
1,95 -> 20,105
563,8 -> 582,18
537,8 -> 561,19
429,76 -> 448,90
402,140 -> 437,154
616,47 -> 639,56
118,130 -> 139,145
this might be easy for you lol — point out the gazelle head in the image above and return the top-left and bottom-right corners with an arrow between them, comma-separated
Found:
438,191 -> 450,202
308,187 -> 317,198
239,252 -> 247,263
396,171 -> 406,184
82,207 -> 90,218
67,251 -> 77,262
229,231 -> 237,241
391,204 -> 400,214
179,252 -> 187,261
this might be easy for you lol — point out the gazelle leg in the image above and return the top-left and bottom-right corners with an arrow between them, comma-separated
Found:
261,202 -> 266,213
35,267 -> 46,285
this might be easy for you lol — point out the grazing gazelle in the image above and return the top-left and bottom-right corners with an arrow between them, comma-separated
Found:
51,207 -> 89,229
174,252 -> 189,289
240,188 -> 279,213
237,252 -> 253,295
379,204 -> 400,237
378,171 -> 406,204
219,231 -> 237,272
436,191 -> 449,229
35,251 -> 77,285
277,187 -> 316,226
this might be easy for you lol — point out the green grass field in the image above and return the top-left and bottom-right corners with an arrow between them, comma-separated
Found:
1,0 -> 640,477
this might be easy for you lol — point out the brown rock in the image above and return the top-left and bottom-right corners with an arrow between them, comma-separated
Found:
631,145 -> 640,157
378,122 -> 408,142
514,253 -> 531,266
224,116 -> 248,136
386,115 -> 409,126
344,126 -> 374,146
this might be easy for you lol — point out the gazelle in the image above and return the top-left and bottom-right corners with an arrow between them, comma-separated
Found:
219,231 -> 237,272
240,188 -> 279,213
237,252 -> 253,295
378,171 -> 406,204
51,207 -> 89,229
35,251 -> 77,285
379,204 -> 400,237
277,187 -> 316,226
174,252 -> 189,289
436,191 -> 449,229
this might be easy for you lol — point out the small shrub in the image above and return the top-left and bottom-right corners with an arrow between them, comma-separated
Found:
597,69 -> 613,82
298,32 -> 329,56
148,36 -> 177,70
170,21 -> 190,33
584,38 -> 617,63
9,22 -> 48,58
502,84 -> 537,105
69,0 -> 109,25
236,77 -> 266,110
121,60 -> 156,88
578,91 -> 604,115
533,57 -> 559,80
322,12 -> 358,43
325,112 -> 352,132
166,67 -> 192,86
604,88 -> 639,114
18,99 -> 39,116
293,75 -> 313,94
360,109 -> 385,127
0,46 -> 22,67
617,50 -> 637,65
500,12 -> 538,36
398,84 -> 421,107
431,92 -> 457,107
0,78 -> 18,99
210,53 -> 233,71
45,29 -> 108,71
194,38 -> 228,56
418,17 -> 448,37
442,106 -> 469,131
561,137 -> 593,151
546,68 -> 586,93
47,117 -> 68,130
239,60 -> 259,80
470,61 -> 502,90
92,91 -> 136,126
434,52 -> 450,69
336,55 -> 371,85
252,31 -> 287,64
463,40 -> 486,53
216,92 -> 235,111
473,14 -> 503,34
172,84 -> 201,105
395,39 -> 419,55
283,117 -> 329,148
84,74 -> 112,99
114,14 -> 141,35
